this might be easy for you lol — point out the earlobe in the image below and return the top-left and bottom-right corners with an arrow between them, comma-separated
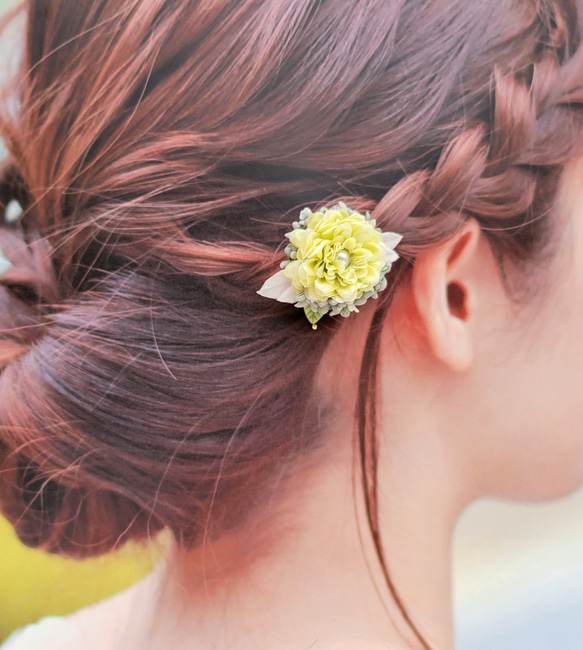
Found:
410,219 -> 482,372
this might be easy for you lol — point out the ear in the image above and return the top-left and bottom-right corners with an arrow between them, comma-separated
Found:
410,218 -> 486,372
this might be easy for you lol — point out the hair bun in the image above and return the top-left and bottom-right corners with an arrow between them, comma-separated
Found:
0,453 -> 163,556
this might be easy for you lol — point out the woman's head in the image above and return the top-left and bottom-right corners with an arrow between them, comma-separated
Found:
0,0 -> 582,569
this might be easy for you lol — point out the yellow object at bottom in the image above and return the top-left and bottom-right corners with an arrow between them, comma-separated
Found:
0,516 -> 156,643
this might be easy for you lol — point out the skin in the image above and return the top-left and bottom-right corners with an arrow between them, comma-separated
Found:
50,156 -> 583,649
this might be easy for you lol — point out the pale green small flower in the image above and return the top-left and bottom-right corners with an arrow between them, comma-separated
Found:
257,203 -> 402,328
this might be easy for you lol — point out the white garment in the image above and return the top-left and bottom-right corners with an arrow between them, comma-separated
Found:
1,617 -> 80,649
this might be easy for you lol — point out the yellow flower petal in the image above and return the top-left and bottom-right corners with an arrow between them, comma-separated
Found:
274,205 -> 402,320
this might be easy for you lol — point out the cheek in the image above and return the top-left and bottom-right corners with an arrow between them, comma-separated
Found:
470,159 -> 583,502
476,291 -> 583,501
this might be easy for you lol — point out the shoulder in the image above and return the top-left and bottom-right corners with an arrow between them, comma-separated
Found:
1,600 -> 124,650
1,617 -> 80,650
1,578 -> 140,650
319,642 -> 393,650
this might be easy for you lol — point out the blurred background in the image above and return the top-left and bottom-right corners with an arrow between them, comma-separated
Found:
1,0 -> 583,647
454,490 -> 583,650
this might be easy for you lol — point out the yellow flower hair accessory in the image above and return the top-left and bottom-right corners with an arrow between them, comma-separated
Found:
258,203 -> 402,328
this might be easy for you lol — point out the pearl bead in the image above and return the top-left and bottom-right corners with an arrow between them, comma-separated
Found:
336,250 -> 350,266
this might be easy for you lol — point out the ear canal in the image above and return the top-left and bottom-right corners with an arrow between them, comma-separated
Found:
446,282 -> 468,320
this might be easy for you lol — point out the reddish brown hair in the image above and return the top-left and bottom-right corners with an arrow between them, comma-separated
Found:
1,0 -> 583,646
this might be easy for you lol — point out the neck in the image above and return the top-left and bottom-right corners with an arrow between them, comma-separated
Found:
374,410 -> 468,650
130,408 -> 468,650
120,307 -> 478,650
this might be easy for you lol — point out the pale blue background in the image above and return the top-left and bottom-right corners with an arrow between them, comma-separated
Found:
454,490 -> 583,650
